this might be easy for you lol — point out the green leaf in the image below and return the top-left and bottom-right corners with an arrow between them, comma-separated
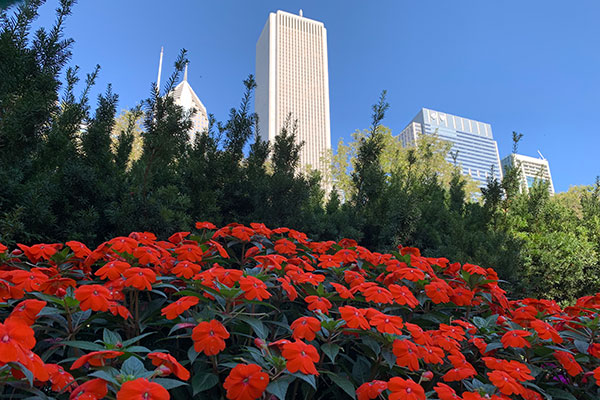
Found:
9,362 -> 34,386
545,388 -> 578,400
287,372 -> 316,390
103,329 -> 122,346
239,315 -> 268,339
267,375 -> 295,400
61,340 -> 105,351
153,378 -> 188,390
121,356 -> 146,377
188,346 -> 199,364
90,369 -> 119,385
192,372 -> 219,395
351,356 -> 370,383
71,309 -> 92,328
361,335 -> 380,357
122,332 -> 154,347
329,373 -> 356,399
321,343 -> 340,363
574,339 -> 589,354
485,342 -> 504,353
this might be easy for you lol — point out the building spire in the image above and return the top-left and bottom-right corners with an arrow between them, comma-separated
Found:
156,46 -> 164,92
184,62 -> 188,82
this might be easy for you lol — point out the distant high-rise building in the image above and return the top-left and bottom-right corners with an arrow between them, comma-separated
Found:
399,108 -> 503,189
171,64 -> 209,140
255,10 -> 331,173
501,153 -> 555,195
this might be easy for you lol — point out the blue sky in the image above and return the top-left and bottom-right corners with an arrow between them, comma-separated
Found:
30,0 -> 600,192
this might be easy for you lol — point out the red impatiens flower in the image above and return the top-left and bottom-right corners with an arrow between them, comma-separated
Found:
196,221 -> 217,230
161,296 -> 199,320
116,378 -> 169,400
388,284 -> 419,308
530,319 -> 562,343
10,268 -> 48,292
69,378 -> 108,400
594,366 -> 600,385
434,383 -> 461,400
363,285 -> 394,304
424,280 -> 451,304
174,244 -> 204,262
74,284 -> 111,312
291,316 -> 321,341
369,313 -> 404,335
71,350 -> 124,369
339,305 -> 370,330
387,377 -> 425,400
488,370 -> 525,396
133,246 -> 161,265
171,261 -> 202,279
393,339 -> 420,371
274,238 -> 297,255
10,299 -> 46,325
239,276 -> 271,301
66,241 -> 92,258
108,237 -> 138,254
148,352 -> 190,380
554,350 -> 583,376
223,363 -> 269,400
282,340 -> 320,375
330,282 -> 354,299
123,267 -> 156,291
501,330 -> 531,349
192,319 -> 230,356
0,242 -> 7,254
95,261 -> 130,280
47,364 -> 75,392
277,277 -> 298,301
356,380 -> 388,400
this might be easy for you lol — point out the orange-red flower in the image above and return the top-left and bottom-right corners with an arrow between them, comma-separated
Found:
554,350 -> 583,376
116,378 -> 169,400
192,319 -> 230,356
363,285 -> 394,304
387,377 -> 425,400
339,305 -> 370,330
434,383 -> 460,400
69,378 -> 108,400
594,366 -> 600,385
291,316 -> 321,341
10,299 -> 46,325
10,268 -> 48,292
96,261 -> 130,280
282,340 -> 320,375
274,238 -> 297,255
148,352 -> 190,380
161,296 -> 199,320
66,241 -> 91,258
133,246 -> 161,265
530,319 -> 562,343
330,282 -> 354,299
239,276 -> 271,301
174,244 -> 204,262
488,370 -> 525,396
108,236 -> 138,254
369,313 -> 404,335
123,267 -> 156,291
388,284 -> 419,308
71,350 -> 124,369
501,330 -> 531,348
424,280 -> 451,304
223,363 -> 269,400
356,380 -> 388,400
47,363 -> 75,392
393,339 -> 420,371
277,277 -> 298,301
74,284 -> 111,312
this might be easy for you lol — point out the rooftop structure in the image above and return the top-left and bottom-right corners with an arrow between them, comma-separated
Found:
501,153 -> 555,195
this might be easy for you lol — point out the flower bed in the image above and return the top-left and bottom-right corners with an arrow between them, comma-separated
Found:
0,222 -> 599,399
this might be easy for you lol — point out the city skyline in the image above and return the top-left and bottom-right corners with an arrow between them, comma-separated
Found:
28,1 -> 600,193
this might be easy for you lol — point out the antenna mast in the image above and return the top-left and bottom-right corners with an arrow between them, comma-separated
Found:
156,46 -> 164,93
537,150 -> 546,160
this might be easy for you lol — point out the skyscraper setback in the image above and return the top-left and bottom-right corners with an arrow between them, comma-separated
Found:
255,10 -> 331,173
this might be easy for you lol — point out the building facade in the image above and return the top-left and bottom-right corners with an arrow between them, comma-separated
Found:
501,153 -> 555,195
171,65 -> 209,141
399,108 -> 503,189
255,10 -> 331,173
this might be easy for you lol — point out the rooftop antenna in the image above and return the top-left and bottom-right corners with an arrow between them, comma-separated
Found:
537,150 -> 546,160
156,46 -> 164,93
299,9 -> 303,17
184,62 -> 188,82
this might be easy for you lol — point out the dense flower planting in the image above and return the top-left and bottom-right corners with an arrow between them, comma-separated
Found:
1,223 -> 600,399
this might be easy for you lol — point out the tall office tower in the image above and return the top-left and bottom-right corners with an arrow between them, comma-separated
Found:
399,108 -> 503,189
255,10 -> 331,173
171,64 -> 209,141
501,153 -> 555,195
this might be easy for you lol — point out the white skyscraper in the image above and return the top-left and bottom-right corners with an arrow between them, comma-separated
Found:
255,10 -> 331,173
172,64 -> 209,141
501,153 -> 555,195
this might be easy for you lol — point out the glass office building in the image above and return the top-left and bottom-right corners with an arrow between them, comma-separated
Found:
500,153 -> 555,195
399,108 -> 503,189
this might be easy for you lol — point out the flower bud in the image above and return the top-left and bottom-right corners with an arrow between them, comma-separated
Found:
421,371 -> 433,381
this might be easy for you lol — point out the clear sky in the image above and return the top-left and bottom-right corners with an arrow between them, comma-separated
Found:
30,0 -> 600,193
